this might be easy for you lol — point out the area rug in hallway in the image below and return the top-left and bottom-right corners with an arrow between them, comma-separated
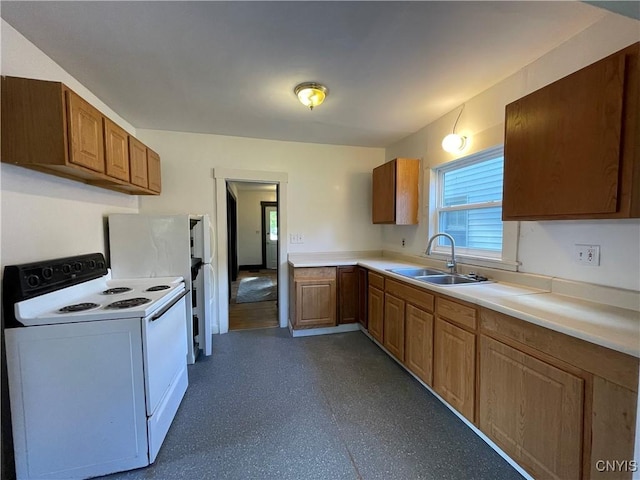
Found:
236,276 -> 277,303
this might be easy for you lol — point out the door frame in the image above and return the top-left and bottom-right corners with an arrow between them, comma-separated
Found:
227,186 -> 239,285
261,201 -> 278,269
213,168 -> 288,333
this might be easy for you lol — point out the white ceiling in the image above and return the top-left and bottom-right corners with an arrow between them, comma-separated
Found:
1,1 -> 629,148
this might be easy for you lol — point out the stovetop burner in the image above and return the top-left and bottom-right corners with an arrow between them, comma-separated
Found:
146,285 -> 171,292
58,302 -> 101,313
102,287 -> 133,295
105,297 -> 152,309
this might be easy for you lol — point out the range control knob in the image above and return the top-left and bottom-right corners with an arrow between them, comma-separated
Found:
62,264 -> 72,275
88,260 -> 97,269
97,261 -> 105,269
42,267 -> 53,280
73,262 -> 83,272
26,275 -> 40,288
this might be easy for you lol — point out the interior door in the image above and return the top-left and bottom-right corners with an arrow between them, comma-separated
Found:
263,203 -> 278,270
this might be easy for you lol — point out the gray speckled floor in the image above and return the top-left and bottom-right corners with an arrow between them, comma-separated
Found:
100,328 -> 523,480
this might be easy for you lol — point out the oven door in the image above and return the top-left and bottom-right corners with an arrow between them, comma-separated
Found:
142,291 -> 188,416
142,290 -> 189,462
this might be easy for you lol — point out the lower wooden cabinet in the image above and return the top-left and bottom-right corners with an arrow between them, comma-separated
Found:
337,266 -> 358,324
433,317 -> 476,421
404,304 -> 434,385
479,335 -> 584,480
383,293 -> 405,361
367,285 -> 384,343
362,270 -> 639,480
289,267 -> 337,329
357,267 -> 368,328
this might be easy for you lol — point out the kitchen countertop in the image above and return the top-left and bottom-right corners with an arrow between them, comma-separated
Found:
288,255 -> 640,358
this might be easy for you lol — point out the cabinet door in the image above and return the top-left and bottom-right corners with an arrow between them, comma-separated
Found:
383,293 -> 405,361
367,286 -> 384,343
337,266 -> 358,324
66,90 -> 104,172
357,268 -> 368,328
103,118 -> 130,181
372,160 -> 396,224
129,137 -> 148,188
294,279 -> 336,329
147,148 -> 161,193
433,318 -> 475,421
405,304 -> 434,385
479,336 -> 583,480
503,51 -> 626,219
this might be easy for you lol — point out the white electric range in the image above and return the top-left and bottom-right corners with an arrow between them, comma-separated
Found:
3,253 -> 189,480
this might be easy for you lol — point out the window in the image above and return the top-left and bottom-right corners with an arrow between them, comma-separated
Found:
433,146 -> 505,260
269,210 -> 278,241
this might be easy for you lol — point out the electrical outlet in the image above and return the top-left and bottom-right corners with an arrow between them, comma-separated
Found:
575,244 -> 600,266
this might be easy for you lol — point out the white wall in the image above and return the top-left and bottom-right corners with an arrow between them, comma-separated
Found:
136,129 -> 384,253
236,189 -> 277,266
385,13 -> 640,291
0,20 -> 139,269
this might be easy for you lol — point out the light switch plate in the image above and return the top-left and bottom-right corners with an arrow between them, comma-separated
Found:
289,233 -> 304,244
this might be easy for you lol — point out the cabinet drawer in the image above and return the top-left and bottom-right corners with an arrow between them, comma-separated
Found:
385,279 -> 434,313
480,307 -> 639,391
293,267 -> 336,280
368,271 -> 384,290
436,297 -> 476,330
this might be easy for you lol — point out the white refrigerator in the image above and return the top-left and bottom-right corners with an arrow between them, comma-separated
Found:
108,213 -> 214,364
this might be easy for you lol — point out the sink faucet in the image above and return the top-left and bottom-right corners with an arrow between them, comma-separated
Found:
426,233 -> 457,274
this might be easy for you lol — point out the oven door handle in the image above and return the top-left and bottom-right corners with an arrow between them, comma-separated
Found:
151,289 -> 189,322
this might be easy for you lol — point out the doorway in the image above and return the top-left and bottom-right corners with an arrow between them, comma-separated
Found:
227,182 -> 279,331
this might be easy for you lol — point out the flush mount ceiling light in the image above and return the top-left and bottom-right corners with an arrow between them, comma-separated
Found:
294,82 -> 328,110
442,104 -> 468,153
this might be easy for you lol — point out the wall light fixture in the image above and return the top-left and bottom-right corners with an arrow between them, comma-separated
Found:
442,104 -> 468,153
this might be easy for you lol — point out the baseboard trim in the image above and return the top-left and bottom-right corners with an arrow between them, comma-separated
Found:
290,322 -> 360,338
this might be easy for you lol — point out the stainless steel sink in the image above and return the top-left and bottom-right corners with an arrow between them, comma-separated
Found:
387,267 -> 445,278
415,275 -> 480,286
388,267 -> 490,286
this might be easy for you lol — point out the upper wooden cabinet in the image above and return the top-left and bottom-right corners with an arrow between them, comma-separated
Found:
104,117 -> 130,182
1,76 -> 160,195
67,91 -> 105,173
129,136 -> 149,189
503,43 -> 639,220
372,158 -> 420,224
147,148 -> 162,193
